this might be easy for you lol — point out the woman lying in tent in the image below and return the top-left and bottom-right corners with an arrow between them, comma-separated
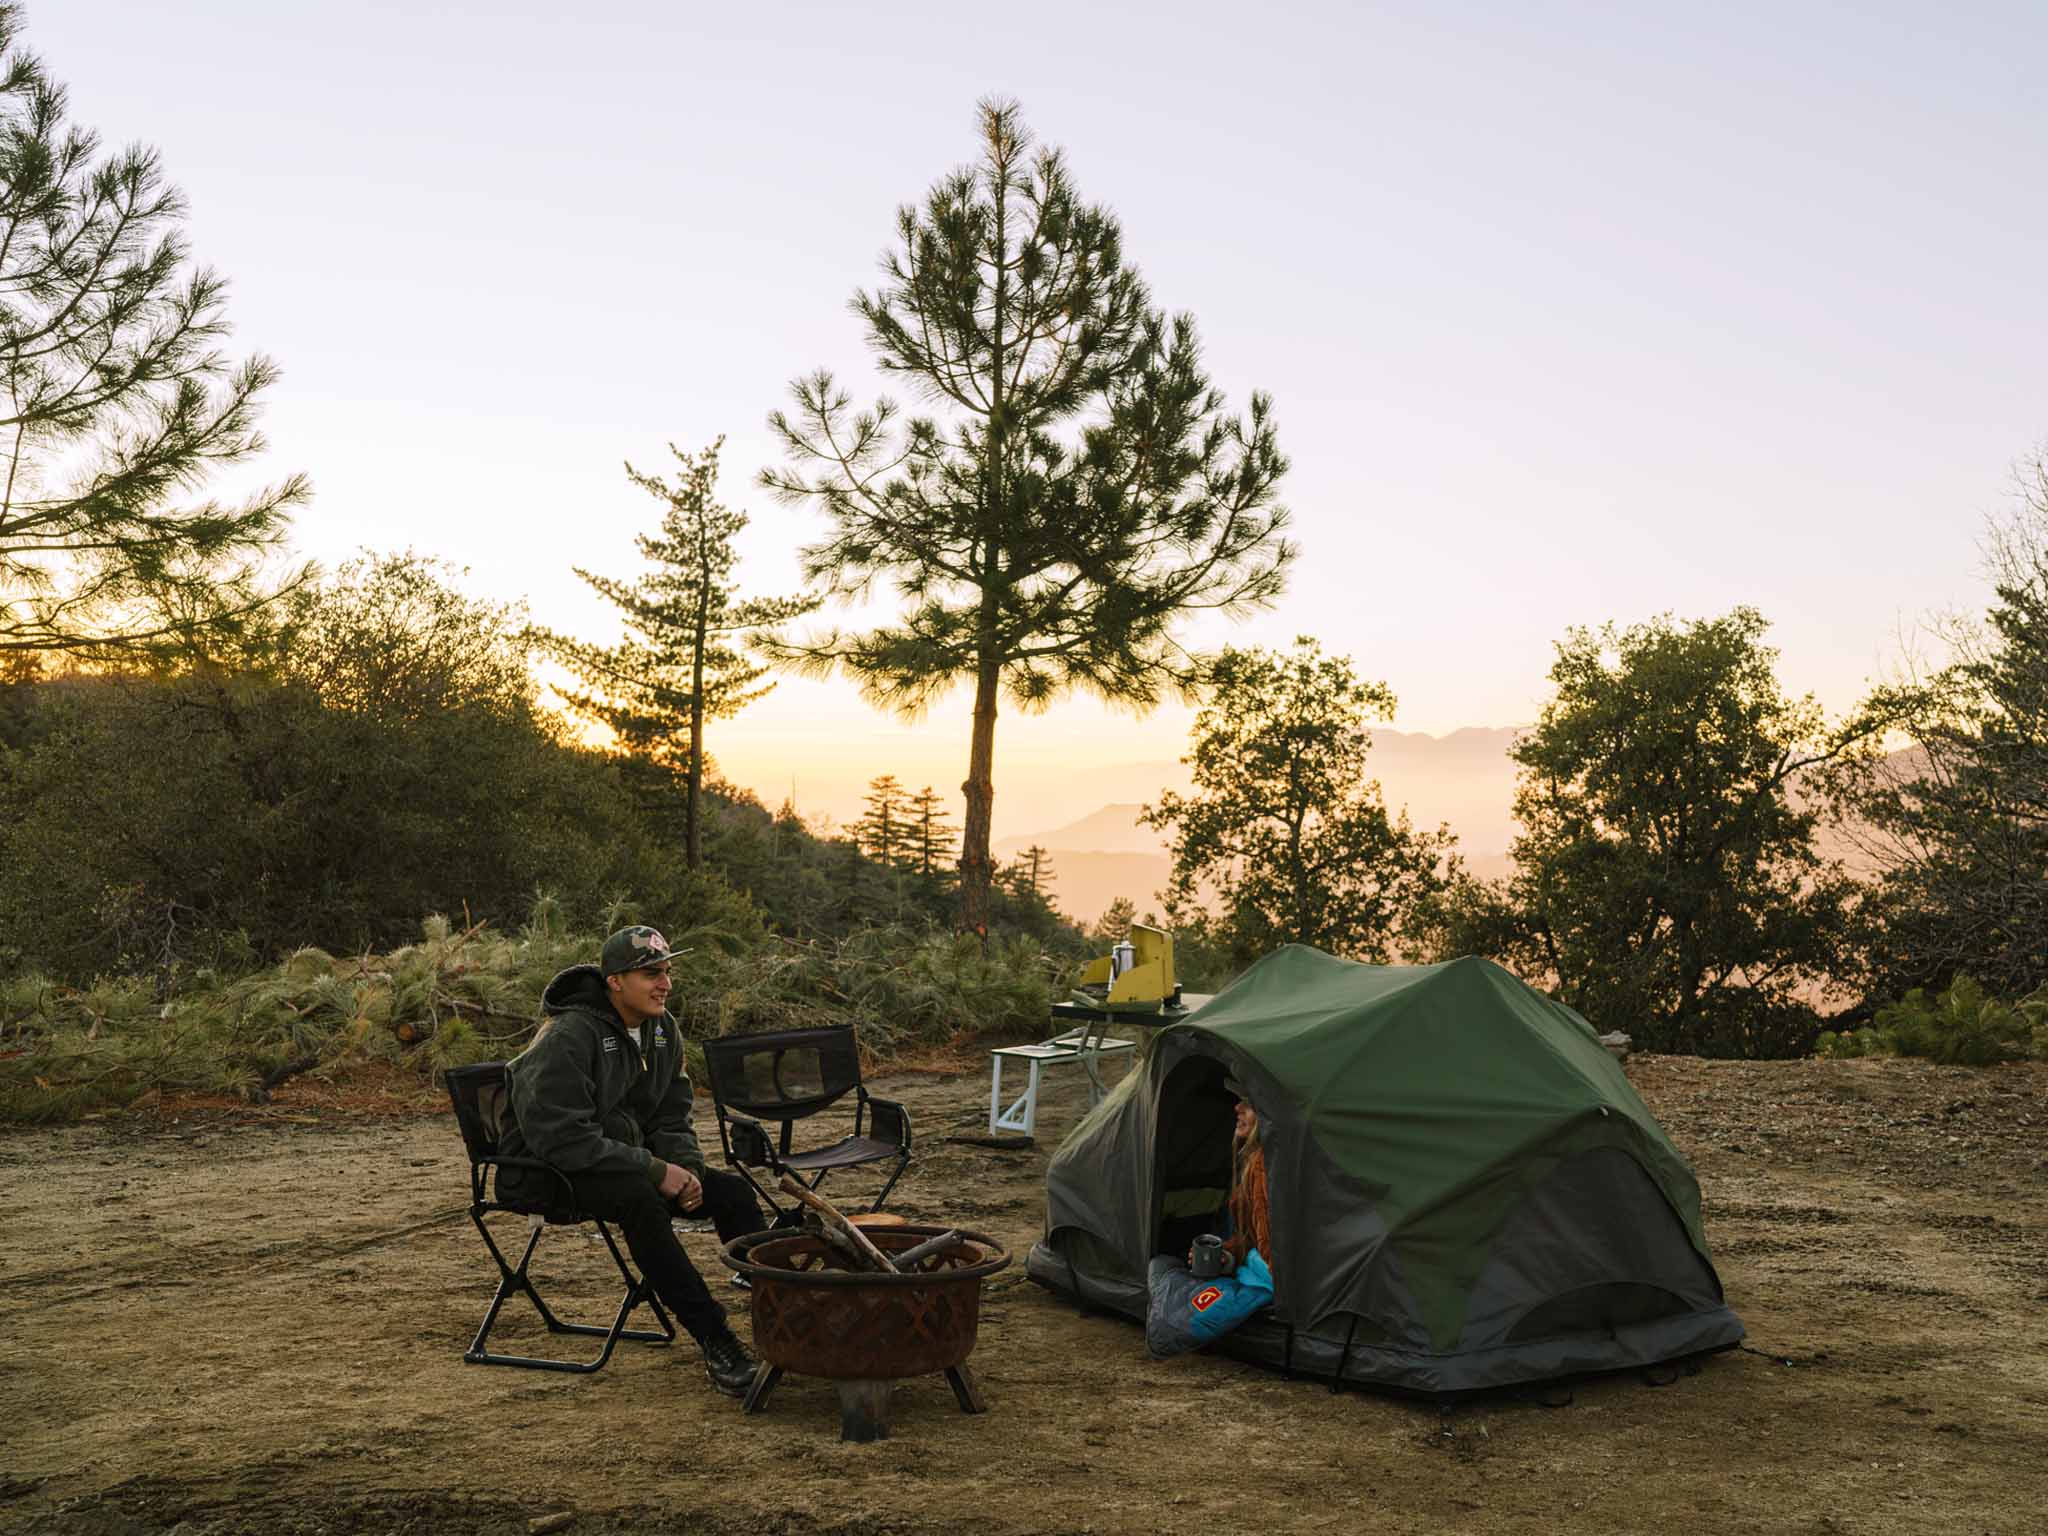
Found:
1146,1077 -> 1276,1358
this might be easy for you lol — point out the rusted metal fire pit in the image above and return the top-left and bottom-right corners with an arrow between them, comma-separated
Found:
721,1223 -> 1010,1441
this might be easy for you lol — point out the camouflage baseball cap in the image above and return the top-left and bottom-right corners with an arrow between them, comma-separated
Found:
599,925 -> 680,977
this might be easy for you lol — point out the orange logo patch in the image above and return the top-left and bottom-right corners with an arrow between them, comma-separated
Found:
1192,1286 -> 1223,1311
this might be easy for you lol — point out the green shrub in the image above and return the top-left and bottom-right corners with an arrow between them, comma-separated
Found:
0,902 -> 1065,1123
1813,1027 -> 1890,1060
0,905 -> 572,1121
1877,976 -> 2043,1065
1814,976 -> 2046,1067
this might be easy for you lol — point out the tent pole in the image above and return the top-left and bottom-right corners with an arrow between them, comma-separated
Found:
1330,1316 -> 1359,1395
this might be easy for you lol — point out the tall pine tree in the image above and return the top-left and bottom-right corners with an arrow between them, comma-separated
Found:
540,437 -> 815,867
764,99 -> 1292,936
0,4 -> 308,658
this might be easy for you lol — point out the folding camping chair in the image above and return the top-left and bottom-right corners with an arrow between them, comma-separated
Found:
700,1025 -> 912,1221
443,1061 -> 676,1372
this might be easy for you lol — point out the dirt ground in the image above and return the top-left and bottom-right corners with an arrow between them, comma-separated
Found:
2,1049 -> 2045,1536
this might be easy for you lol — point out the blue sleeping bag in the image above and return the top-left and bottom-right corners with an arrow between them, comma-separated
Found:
1145,1249 -> 1274,1358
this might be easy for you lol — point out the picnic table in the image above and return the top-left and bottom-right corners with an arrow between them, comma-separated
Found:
986,994 -> 1211,1138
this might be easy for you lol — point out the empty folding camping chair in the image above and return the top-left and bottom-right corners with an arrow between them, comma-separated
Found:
443,1061 -> 676,1372
700,1025 -> 912,1222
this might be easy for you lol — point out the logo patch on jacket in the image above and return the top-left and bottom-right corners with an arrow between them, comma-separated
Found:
1192,1286 -> 1223,1312
602,1036 -> 619,1054
654,1024 -> 668,1049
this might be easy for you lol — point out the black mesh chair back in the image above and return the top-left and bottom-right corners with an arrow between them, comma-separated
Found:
445,1062 -> 514,1197
702,1027 -> 862,1120
442,1061 -> 674,1372
699,1025 -> 912,1219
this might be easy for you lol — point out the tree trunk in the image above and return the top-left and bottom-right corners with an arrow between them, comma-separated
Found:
958,655 -> 1001,936
1286,802 -> 1309,944
687,575 -> 709,870
957,110 -> 1012,942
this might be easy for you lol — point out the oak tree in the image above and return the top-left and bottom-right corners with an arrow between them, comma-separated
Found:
1435,608 -> 1873,1055
1142,638 -> 1453,970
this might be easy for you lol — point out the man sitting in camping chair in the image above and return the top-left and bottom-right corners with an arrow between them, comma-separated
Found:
497,925 -> 767,1397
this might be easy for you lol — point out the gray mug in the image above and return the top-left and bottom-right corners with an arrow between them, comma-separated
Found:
1190,1233 -> 1226,1278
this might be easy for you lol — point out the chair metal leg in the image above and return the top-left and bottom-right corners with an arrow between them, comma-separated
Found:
465,1212 -> 545,1356
867,1154 -> 910,1213
736,1163 -> 790,1224
463,1209 -> 675,1372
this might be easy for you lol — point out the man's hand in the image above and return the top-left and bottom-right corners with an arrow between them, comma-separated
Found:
658,1160 -> 705,1213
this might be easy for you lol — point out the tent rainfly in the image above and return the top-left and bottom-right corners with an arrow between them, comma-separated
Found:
1027,946 -> 1745,1396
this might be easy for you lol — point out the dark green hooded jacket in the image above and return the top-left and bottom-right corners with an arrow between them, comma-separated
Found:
497,963 -> 707,1201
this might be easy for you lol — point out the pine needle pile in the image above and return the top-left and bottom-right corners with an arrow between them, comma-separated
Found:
0,907 -> 1062,1124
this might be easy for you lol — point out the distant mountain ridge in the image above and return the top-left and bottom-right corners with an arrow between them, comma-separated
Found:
995,727 -> 1526,925
995,803 -> 1159,857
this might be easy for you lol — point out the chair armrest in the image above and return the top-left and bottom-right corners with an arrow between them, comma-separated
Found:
866,1096 -> 911,1152
725,1112 -> 782,1168
478,1154 -> 578,1208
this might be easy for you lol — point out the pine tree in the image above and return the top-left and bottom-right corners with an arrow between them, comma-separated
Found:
1092,896 -> 1136,946
1009,844 -> 1055,901
764,99 -> 1292,937
0,4 -> 308,658
907,785 -> 958,881
538,437 -> 815,867
850,774 -> 915,868
1832,459 -> 2048,1000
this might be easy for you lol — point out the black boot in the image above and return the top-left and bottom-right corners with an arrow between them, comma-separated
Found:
701,1330 -> 757,1398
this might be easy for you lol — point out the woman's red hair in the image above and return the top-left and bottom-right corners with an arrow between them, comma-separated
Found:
1225,1119 -> 1273,1280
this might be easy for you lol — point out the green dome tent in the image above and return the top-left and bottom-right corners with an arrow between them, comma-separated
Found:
1026,946 -> 1744,1396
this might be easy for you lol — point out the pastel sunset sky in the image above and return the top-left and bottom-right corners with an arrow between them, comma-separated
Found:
38,0 -> 2048,836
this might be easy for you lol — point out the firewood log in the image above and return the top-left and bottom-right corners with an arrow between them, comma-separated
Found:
778,1175 -> 900,1273
891,1230 -> 968,1270
801,1212 -> 870,1270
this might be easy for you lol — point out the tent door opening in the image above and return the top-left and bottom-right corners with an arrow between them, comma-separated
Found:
1151,1056 -> 1239,1260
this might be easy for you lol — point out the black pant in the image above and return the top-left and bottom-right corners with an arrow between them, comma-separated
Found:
550,1166 -> 766,1344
